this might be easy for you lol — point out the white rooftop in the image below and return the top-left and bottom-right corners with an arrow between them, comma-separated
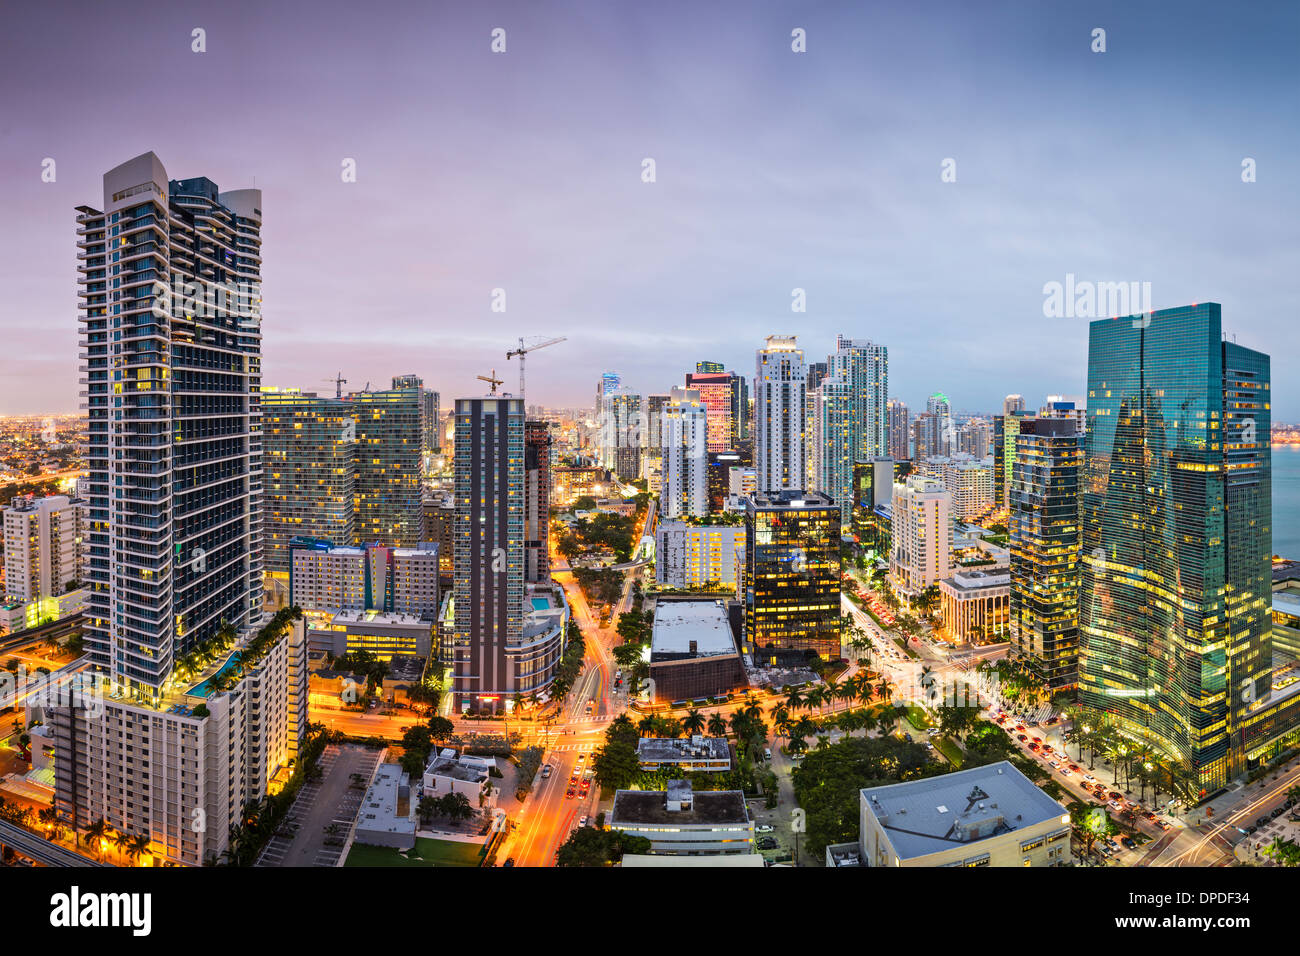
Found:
650,601 -> 736,657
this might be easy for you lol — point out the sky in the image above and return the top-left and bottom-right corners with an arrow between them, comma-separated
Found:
1,0 -> 1297,418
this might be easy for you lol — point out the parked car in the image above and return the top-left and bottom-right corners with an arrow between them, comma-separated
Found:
542,764 -> 552,777
756,824 -> 774,833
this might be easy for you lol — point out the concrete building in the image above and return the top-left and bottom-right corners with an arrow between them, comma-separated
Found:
51,616 -> 308,866
308,608 -> 434,661
599,388 -> 643,482
660,387 -> 708,519
421,493 -> 455,579
608,779 -> 754,855
289,540 -> 439,619
887,399 -> 910,460
355,762 -> 416,850
939,568 -> 1010,644
524,420 -> 553,582
637,735 -> 732,772
855,761 -> 1070,867
2,495 -> 86,603
917,455 -> 994,520
648,599 -> 746,702
422,748 -> 496,806
889,475 -> 952,599
654,520 -> 745,590
262,388 -> 356,576
754,335 -> 806,493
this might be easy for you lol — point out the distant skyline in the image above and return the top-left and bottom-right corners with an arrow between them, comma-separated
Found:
1,0 -> 1297,418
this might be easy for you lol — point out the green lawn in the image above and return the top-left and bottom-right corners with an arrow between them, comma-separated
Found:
905,706 -> 934,730
932,736 -> 964,768
345,836 -> 484,868
893,637 -> 919,659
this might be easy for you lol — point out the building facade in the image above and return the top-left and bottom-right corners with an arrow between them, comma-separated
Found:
3,495 -> 86,603
524,419 -> 553,582
660,386 -> 709,519
352,379 -> 424,547
1008,417 -> 1082,689
655,520 -> 745,589
889,475 -> 952,599
744,490 -> 841,662
262,388 -> 356,575
1079,305 -> 1272,789
754,336 -> 807,493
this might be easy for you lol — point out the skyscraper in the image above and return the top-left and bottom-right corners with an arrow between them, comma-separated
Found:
745,490 -> 842,663
1008,417 -> 1082,689
77,152 -> 264,687
889,475 -> 952,599
684,370 -> 735,454
834,335 -> 889,461
263,388 -> 356,575
926,392 -> 955,456
61,152 -> 305,866
754,335 -> 806,493
660,387 -> 708,518
994,410 -> 1032,510
1079,304 -> 1271,788
353,379 -> 423,546
524,419 -> 553,582
454,394 -> 525,713
1003,394 -> 1026,416
809,365 -> 856,525
599,388 -> 643,482
887,399 -> 911,460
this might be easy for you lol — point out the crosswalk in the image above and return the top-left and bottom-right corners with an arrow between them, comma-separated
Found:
547,744 -> 596,754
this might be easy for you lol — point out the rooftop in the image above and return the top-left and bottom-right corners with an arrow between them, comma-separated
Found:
425,749 -> 490,784
748,489 -> 836,510
650,601 -> 737,658
637,735 -> 732,763
610,784 -> 750,827
862,761 -> 1067,860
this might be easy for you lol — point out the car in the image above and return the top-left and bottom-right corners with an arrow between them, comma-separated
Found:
1031,736 -> 1042,743
1108,800 -> 1123,811
1060,768 -> 1072,777
1120,837 -> 1136,849
576,752 -> 586,762
1108,791 -> 1123,801
1014,724 -> 1026,732
502,858 -> 515,867
1068,764 -> 1081,772
1048,760 -> 1059,769
1157,821 -> 1171,831
566,787 -> 576,798
1083,773 -> 1096,782
1016,734 -> 1028,742
1028,742 -> 1040,751
579,815 -> 589,827
542,764 -> 552,777
756,824 -> 775,833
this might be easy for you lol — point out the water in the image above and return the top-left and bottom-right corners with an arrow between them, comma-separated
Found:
1277,446 -> 1300,561
186,651 -> 242,699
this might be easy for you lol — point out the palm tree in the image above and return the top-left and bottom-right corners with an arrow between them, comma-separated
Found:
707,713 -> 728,738
681,708 -> 706,736
822,679 -> 840,714
784,686 -> 805,712
85,819 -> 109,861
124,833 -> 150,866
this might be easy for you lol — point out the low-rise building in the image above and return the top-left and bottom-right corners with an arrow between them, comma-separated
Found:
637,735 -> 732,772
307,609 -> 435,661
608,779 -> 754,855
355,763 -> 417,850
855,761 -> 1070,867
422,748 -> 496,807
648,600 -> 746,703
939,568 -> 1010,644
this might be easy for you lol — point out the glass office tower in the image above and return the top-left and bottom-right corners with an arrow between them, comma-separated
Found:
1079,304 -> 1271,789
1009,417 -> 1082,689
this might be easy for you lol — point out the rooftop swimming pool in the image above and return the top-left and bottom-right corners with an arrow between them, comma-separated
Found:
186,651 -> 241,699
530,597 -> 552,611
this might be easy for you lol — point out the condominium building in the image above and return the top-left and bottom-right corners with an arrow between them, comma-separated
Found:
744,490 -> 841,663
524,420 -> 553,583
809,365 -> 856,526
75,151 -> 263,689
352,379 -> 424,547
61,153 -> 307,864
889,475 -> 952,598
1008,417 -> 1082,689
833,335 -> 889,461
660,387 -> 708,519
289,539 -> 439,619
957,418 -> 992,459
887,399 -> 910,460
684,370 -> 735,454
754,336 -> 806,492
51,615 -> 308,867
262,388 -> 356,575
453,395 -> 562,712
926,392 -> 955,457
599,388 -> 643,482
3,494 -> 86,602
655,520 -> 745,589
917,456 -> 994,520
1003,395 -> 1026,416
993,410 -> 1032,510
1079,304 -> 1272,788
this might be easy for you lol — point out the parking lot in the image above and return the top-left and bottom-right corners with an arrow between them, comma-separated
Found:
256,744 -> 383,867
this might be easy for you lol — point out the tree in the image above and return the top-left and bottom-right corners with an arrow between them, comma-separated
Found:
592,741 -> 639,791
555,827 -> 652,866
427,715 -> 455,741
707,713 -> 728,738
681,708 -> 706,736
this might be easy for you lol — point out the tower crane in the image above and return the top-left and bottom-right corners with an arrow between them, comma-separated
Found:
505,335 -> 566,398
477,370 -> 504,395
322,372 -> 347,399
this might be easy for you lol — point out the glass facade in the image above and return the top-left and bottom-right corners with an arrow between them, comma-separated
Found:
353,382 -> 423,547
1008,418 -> 1082,689
1079,304 -> 1271,788
745,490 -> 842,662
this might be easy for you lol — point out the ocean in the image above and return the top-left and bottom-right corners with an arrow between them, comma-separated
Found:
1275,445 -> 1300,561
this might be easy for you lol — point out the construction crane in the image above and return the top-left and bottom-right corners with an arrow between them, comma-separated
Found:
506,335 -> 566,397
322,372 -> 347,399
477,370 -> 504,395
